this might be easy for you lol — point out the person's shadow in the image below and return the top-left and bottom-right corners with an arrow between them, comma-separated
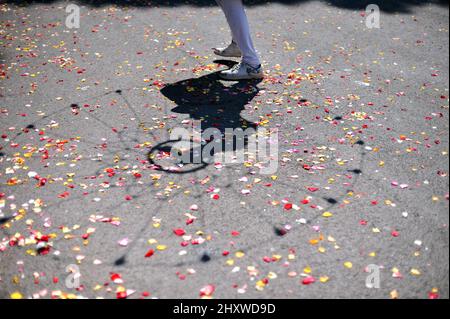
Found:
148,60 -> 262,174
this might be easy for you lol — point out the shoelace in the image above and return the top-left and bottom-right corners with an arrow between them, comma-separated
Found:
230,62 -> 242,72
228,62 -> 260,74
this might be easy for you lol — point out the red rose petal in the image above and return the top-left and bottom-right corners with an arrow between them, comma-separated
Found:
173,228 -> 186,236
302,276 -> 316,285
144,249 -> 155,258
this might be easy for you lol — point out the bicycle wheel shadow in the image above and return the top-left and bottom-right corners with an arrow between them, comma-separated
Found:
148,60 -> 262,174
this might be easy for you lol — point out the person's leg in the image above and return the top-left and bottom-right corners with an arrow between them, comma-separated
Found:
215,0 -> 236,44
214,0 -> 241,57
215,0 -> 260,67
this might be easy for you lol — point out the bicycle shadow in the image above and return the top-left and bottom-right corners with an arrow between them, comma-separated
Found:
148,60 -> 262,174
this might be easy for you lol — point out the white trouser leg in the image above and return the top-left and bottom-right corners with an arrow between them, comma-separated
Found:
215,0 -> 260,67
216,0 -> 236,43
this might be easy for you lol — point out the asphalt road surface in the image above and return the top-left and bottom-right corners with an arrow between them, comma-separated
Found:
0,0 -> 449,299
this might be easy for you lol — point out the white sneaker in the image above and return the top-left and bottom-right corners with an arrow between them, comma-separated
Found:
213,41 -> 242,58
219,62 -> 264,80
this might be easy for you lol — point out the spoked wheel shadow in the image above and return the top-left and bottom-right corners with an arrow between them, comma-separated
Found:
148,138 -> 208,174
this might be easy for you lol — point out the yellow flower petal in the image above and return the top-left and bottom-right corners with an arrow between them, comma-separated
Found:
344,261 -> 353,269
319,276 -> 330,283
390,290 -> 399,299
226,259 -> 234,266
410,268 -> 421,276
10,292 -> 23,299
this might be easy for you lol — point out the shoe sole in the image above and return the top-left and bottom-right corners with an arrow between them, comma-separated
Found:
213,49 -> 242,58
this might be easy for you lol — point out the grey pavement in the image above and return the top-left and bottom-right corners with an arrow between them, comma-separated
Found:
0,0 -> 449,299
